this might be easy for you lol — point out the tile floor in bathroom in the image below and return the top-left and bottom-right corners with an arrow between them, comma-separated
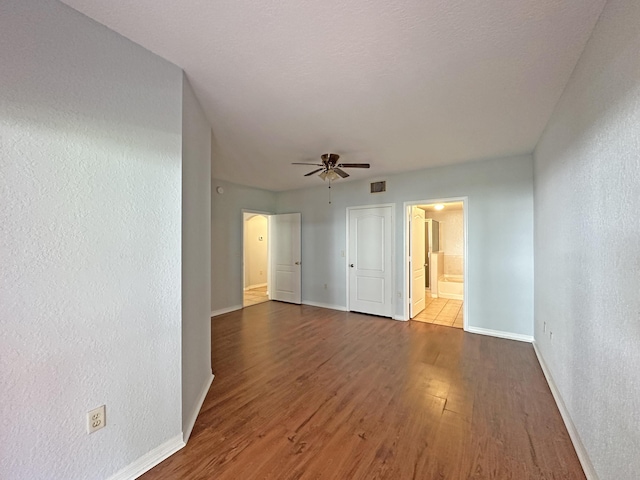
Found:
411,290 -> 463,329
243,285 -> 269,307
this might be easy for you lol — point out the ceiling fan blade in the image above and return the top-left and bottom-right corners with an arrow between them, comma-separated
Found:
333,167 -> 350,178
337,163 -> 370,168
293,162 -> 323,166
304,168 -> 324,177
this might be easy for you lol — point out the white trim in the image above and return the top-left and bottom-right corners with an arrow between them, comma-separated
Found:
244,283 -> 267,291
466,326 -> 533,343
392,314 -> 407,321
211,304 -> 242,317
438,292 -> 463,301
533,342 -> 598,480
107,434 -> 185,480
302,300 -> 348,311
183,373 -> 214,443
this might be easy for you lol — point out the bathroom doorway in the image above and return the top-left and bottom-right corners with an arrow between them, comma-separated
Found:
243,211 -> 270,307
405,199 -> 467,329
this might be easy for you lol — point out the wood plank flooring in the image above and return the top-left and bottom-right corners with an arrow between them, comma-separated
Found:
140,302 -> 584,480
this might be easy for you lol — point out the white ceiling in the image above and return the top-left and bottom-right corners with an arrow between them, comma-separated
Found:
61,0 -> 606,191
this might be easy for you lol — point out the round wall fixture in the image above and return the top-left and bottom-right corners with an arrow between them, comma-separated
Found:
216,186 -> 224,194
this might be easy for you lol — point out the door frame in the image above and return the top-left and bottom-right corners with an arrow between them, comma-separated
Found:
345,203 -> 396,317
402,197 -> 469,329
242,209 -> 273,305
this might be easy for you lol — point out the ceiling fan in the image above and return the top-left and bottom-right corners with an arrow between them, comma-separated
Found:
292,153 -> 370,181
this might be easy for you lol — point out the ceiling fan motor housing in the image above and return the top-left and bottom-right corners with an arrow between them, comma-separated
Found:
321,153 -> 340,167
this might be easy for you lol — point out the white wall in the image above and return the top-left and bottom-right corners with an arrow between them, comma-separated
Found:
211,179 -> 276,314
428,208 -> 464,275
429,209 -> 464,255
533,0 -> 640,477
0,1 -> 183,478
277,155 -> 534,336
181,75 -> 213,441
244,215 -> 268,289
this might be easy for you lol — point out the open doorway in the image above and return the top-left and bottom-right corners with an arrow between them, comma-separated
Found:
243,212 -> 270,307
405,199 -> 467,329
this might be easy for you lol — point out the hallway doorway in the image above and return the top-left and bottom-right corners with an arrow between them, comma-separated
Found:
243,212 -> 270,307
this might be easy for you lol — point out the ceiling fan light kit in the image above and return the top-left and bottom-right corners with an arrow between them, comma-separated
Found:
292,153 -> 370,182
293,153 -> 372,204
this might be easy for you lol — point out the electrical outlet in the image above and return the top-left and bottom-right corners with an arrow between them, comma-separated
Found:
341,250 -> 345,257
87,405 -> 106,434
543,322 -> 546,333
324,283 -> 327,290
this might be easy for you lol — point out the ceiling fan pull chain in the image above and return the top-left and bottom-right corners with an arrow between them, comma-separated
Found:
328,179 -> 332,204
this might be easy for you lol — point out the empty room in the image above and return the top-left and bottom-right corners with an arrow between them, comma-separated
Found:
2,0 -> 639,479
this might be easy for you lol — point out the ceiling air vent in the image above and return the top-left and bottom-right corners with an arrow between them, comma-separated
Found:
370,181 -> 386,193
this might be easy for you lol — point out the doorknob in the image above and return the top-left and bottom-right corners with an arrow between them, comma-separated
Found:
350,264 -> 354,268
295,261 -> 301,265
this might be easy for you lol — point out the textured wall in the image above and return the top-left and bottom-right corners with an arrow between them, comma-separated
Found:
533,0 -> 640,477
277,155 -> 534,336
181,75 -> 212,440
211,179 -> 276,313
0,1 -> 183,479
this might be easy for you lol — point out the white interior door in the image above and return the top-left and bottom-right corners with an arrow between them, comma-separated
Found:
410,206 -> 426,318
348,206 -> 393,318
269,213 -> 301,304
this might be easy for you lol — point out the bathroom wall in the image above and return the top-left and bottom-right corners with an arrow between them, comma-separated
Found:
429,208 -> 464,275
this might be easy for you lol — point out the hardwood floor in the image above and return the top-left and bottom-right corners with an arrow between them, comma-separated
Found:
140,302 -> 584,480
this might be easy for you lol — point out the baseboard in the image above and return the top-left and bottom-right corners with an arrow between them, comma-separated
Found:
210,305 -> 242,317
244,283 -> 267,291
183,373 -> 214,443
107,434 -> 185,480
393,314 -> 408,321
302,300 -> 348,311
533,342 -> 598,479
466,326 -> 533,343
438,292 -> 463,301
